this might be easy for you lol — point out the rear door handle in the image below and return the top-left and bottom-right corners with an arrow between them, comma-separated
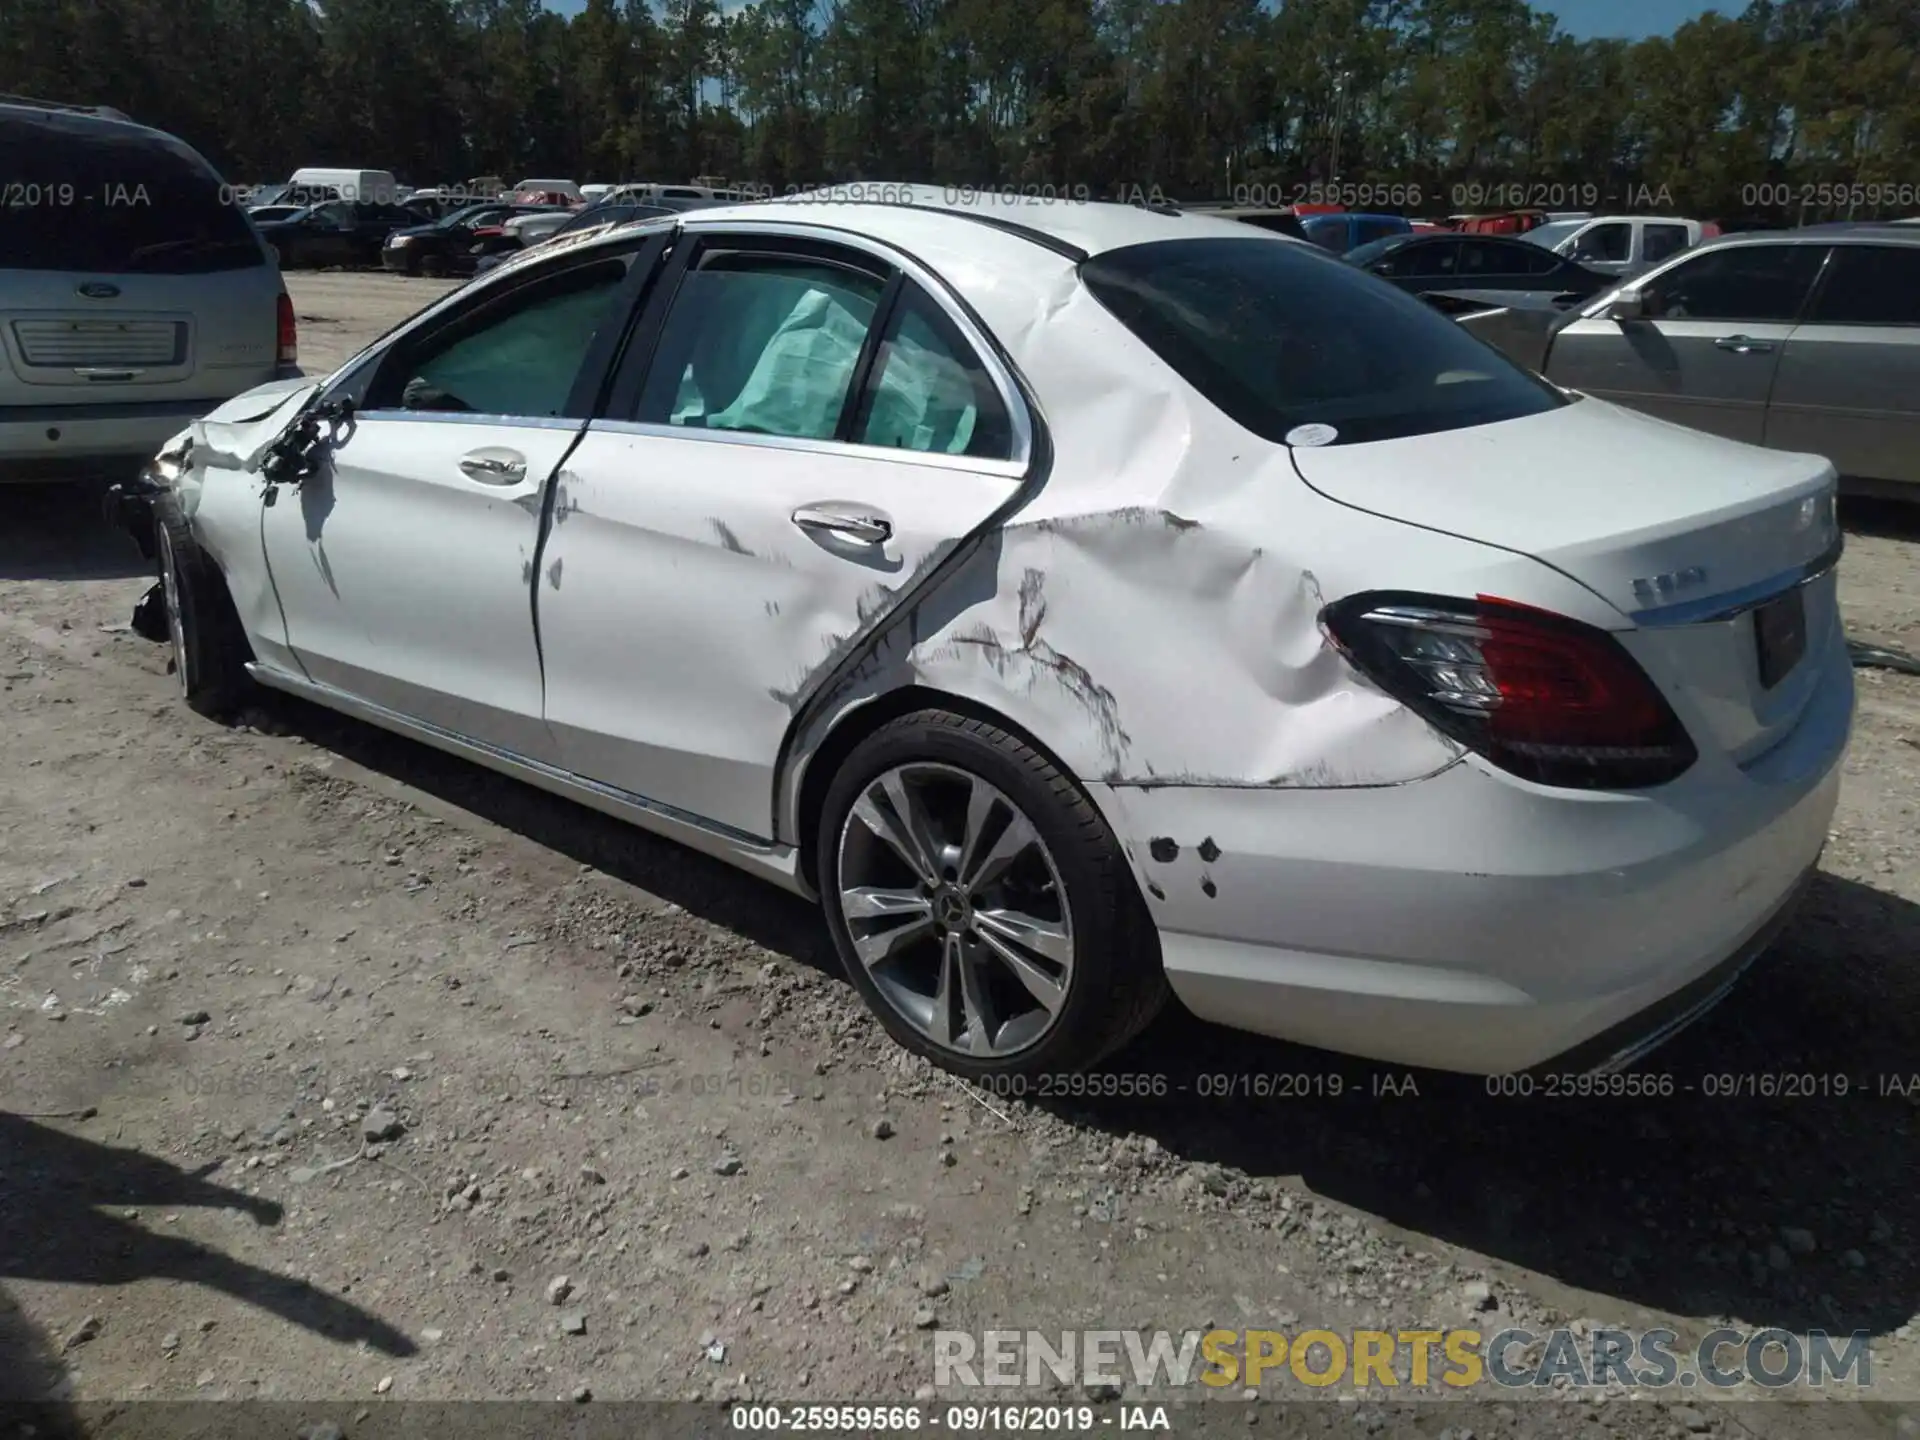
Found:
459,447 -> 528,485
792,501 -> 892,545
1714,335 -> 1775,354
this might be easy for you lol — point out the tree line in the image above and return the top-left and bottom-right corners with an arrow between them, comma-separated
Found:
3,0 -> 1917,223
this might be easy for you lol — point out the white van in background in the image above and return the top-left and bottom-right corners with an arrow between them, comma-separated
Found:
285,167 -> 401,205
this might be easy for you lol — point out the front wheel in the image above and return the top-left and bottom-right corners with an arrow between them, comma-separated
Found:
817,709 -> 1168,1079
156,507 -> 252,718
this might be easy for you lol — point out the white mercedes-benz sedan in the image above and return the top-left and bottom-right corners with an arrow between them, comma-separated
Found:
134,185 -> 1853,1080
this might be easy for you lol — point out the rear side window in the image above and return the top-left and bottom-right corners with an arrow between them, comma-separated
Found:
1642,224 -> 1691,265
1375,240 -> 1460,278
1807,245 -> 1920,325
1302,217 -> 1349,252
1456,241 -> 1549,277
1571,223 -> 1631,263
0,113 -> 261,274
1082,238 -> 1566,447
851,286 -> 1013,459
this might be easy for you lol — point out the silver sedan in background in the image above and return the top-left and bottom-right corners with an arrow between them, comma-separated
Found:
1543,227 -> 1920,496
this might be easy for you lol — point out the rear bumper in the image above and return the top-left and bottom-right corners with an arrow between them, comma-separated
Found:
1093,633 -> 1853,1075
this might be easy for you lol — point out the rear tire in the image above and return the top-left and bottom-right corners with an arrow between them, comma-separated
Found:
155,504 -> 252,718
817,709 -> 1168,1079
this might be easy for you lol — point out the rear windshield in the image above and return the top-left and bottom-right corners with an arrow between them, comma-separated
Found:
0,113 -> 262,274
1081,238 -> 1567,446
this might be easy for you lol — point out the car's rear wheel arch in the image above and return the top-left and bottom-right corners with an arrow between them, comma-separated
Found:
809,693 -> 1170,1074
793,685 -> 1098,897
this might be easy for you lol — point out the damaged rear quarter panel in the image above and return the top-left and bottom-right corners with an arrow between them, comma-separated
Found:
784,275 -> 1624,841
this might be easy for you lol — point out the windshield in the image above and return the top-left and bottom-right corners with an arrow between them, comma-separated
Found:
1080,238 -> 1567,447
1523,220 -> 1584,251
0,114 -> 263,274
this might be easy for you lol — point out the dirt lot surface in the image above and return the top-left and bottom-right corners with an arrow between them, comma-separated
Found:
2,271 -> 1918,1436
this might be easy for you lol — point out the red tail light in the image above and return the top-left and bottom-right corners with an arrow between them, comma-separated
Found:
1320,592 -> 1697,789
276,291 -> 297,366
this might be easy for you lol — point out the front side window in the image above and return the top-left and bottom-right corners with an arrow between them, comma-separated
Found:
851,286 -> 1013,459
1572,223 -> 1631,263
371,258 -> 630,417
1082,238 -> 1565,447
1644,244 -> 1826,323
635,250 -> 885,440
1456,241 -> 1544,277
1807,245 -> 1920,325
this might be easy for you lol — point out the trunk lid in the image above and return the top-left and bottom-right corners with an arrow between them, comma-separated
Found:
1289,396 -> 1843,765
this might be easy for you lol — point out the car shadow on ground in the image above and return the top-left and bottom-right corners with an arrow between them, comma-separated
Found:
1840,495 -> 1920,544
0,1114 -> 418,1362
0,1280 -> 72,1415
1072,870 -> 1920,1339
0,481 -> 150,583
242,690 -> 1916,1340
261,691 -> 831,969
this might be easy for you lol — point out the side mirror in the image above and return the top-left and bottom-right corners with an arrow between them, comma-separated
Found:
1603,288 -> 1646,321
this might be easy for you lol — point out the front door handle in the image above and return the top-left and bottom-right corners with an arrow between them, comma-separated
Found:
459,447 -> 528,485
1714,335 -> 1775,354
792,501 -> 893,545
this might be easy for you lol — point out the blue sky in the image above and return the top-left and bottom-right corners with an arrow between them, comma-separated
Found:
1545,0 -> 1743,38
544,0 -> 1745,43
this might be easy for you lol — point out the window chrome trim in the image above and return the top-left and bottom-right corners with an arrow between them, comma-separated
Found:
1628,533 -> 1843,627
674,216 -> 1036,469
584,417 -> 1028,478
354,410 -> 583,430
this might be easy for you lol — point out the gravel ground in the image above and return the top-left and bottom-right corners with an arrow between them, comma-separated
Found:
1,271 -> 1917,1436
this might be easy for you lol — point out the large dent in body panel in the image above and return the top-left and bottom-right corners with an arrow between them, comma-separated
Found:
906,504 -> 1462,788
783,279 -> 1463,800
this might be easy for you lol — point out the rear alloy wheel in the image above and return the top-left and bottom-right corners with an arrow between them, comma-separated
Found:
818,711 -> 1168,1078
